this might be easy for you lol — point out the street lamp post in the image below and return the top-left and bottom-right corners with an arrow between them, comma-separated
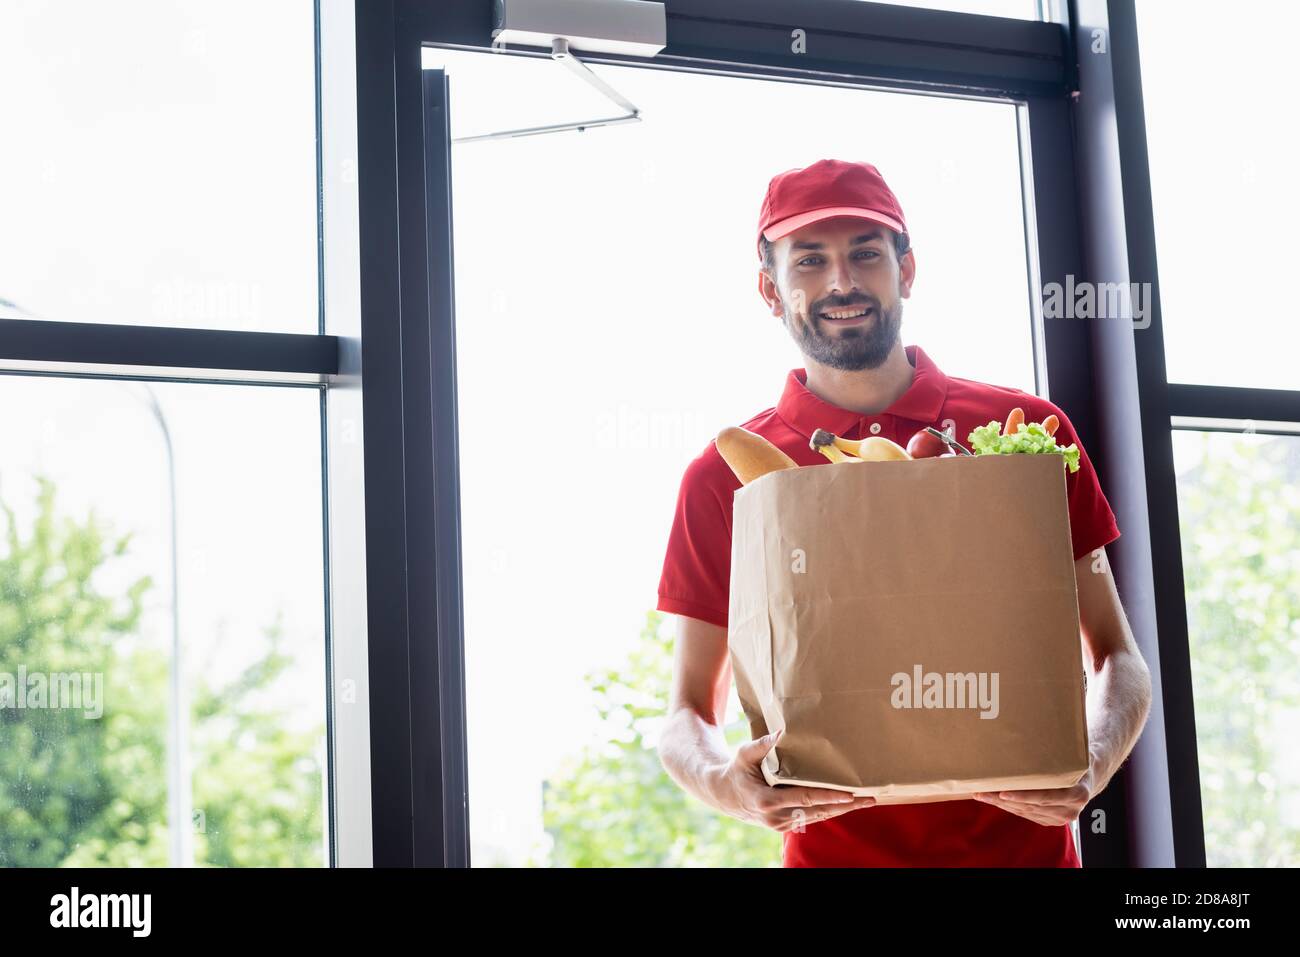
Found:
129,383 -> 192,867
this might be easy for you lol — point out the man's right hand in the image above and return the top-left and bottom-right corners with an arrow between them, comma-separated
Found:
711,729 -> 877,833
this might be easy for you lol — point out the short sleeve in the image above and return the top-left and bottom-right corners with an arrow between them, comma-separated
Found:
1040,401 -> 1121,562
656,447 -> 736,629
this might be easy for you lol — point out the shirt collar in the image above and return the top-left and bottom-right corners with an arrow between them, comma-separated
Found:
776,343 -> 949,439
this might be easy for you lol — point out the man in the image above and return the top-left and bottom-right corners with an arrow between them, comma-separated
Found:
655,159 -> 1152,867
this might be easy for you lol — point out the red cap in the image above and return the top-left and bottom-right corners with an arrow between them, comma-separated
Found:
757,159 -> 908,261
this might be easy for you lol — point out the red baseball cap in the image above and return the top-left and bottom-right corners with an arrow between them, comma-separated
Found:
757,159 -> 908,261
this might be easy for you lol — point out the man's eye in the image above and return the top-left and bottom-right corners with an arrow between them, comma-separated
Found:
796,251 -> 878,266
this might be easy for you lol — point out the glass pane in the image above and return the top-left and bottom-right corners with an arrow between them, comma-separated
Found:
0,1 -> 318,333
1173,429 -> 1300,866
0,377 -> 327,866
425,49 -> 1039,866
855,0 -> 1042,19
1137,0 -> 1300,389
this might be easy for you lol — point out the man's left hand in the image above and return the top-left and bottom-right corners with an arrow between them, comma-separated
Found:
971,763 -> 1097,827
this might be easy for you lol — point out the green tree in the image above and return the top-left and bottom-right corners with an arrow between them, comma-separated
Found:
0,475 -> 324,866
1178,432 -> 1300,866
184,612 -> 325,868
538,610 -> 781,867
0,476 -> 154,866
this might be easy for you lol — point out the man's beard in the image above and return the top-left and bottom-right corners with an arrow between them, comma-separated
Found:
783,293 -> 903,371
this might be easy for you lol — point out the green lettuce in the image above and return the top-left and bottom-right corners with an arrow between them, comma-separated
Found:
967,420 -> 1081,473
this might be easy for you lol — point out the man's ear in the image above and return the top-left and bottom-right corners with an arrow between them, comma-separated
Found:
898,248 -> 916,300
758,269 -> 783,317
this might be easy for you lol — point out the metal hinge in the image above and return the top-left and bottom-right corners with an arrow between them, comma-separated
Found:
453,37 -> 642,143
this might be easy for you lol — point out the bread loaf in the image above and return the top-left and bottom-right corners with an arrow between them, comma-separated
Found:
715,426 -> 797,485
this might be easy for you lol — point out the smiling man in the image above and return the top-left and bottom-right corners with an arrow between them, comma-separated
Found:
655,159 -> 1153,867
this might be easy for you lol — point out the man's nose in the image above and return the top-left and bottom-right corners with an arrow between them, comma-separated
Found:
824,255 -> 860,296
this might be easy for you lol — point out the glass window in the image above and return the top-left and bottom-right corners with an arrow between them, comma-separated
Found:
1137,0 -> 1300,390
0,1 -> 318,333
424,47 -> 1041,866
0,376 -> 327,866
1172,428 -> 1300,866
855,0 -> 1043,19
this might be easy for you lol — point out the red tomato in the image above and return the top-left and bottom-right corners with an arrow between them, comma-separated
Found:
906,429 -> 949,459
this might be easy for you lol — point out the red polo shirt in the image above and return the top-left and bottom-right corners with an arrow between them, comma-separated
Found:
656,343 -> 1120,867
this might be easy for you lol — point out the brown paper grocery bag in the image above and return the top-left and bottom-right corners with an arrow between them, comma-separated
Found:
727,453 -> 1089,805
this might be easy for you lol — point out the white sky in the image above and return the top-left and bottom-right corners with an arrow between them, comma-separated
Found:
0,0 -> 1293,868
873,0 -> 1038,15
0,0 -> 318,332
1135,1 -> 1300,390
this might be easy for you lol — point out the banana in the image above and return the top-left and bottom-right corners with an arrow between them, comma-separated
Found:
810,427 -> 873,464
831,434 -> 913,461
814,442 -> 853,464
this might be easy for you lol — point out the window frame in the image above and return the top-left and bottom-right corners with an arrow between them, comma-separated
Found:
339,0 -> 1213,868
0,2 -> 350,867
1098,0 -> 1300,867
4,0 -> 1230,868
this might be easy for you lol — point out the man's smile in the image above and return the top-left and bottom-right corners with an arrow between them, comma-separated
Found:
816,304 -> 875,326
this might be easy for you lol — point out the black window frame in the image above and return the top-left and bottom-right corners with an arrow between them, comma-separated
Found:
345,0 -> 1229,869
1100,0 -> 1300,868
0,2 -> 349,867
10,0 -> 1250,869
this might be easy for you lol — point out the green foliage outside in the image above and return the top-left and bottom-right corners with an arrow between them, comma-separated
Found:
0,475 -> 325,867
535,610 -> 780,867
1177,433 -> 1300,866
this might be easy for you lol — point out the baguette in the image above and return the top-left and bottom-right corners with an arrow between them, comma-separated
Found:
715,427 -> 797,485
